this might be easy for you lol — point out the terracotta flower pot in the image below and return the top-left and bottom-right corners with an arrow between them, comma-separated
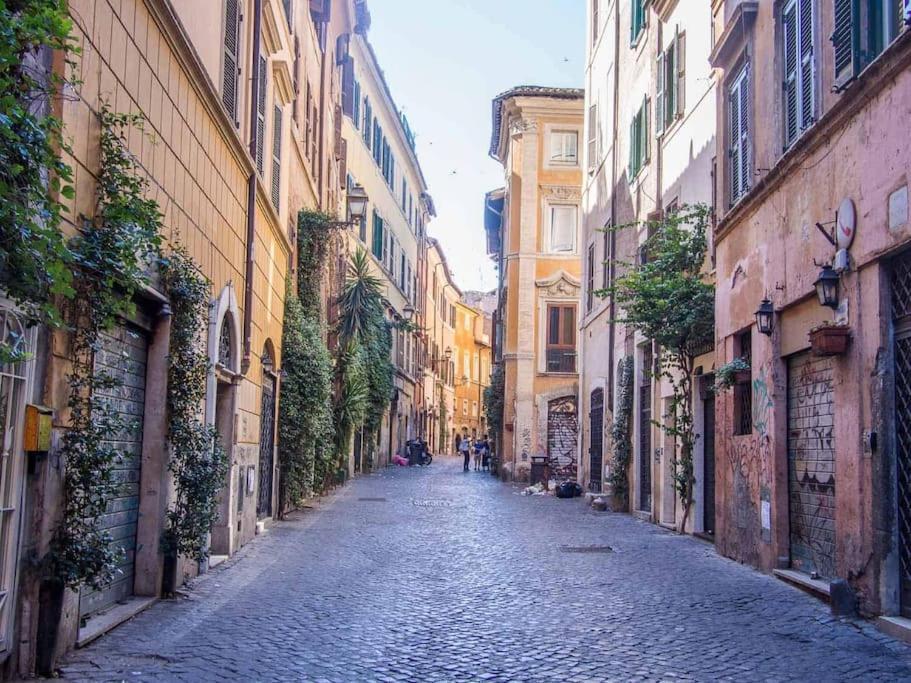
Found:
809,325 -> 851,356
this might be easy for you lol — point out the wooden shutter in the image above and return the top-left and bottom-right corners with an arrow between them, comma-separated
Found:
676,29 -> 686,117
256,55 -> 267,175
738,69 -> 750,196
222,0 -> 240,121
783,0 -> 799,146
832,0 -> 859,88
729,74 -> 742,201
798,0 -> 814,128
338,138 -> 347,189
271,104 -> 282,207
334,104 -> 342,158
335,33 -> 350,65
341,56 -> 355,116
628,116 -> 636,178
656,50 -> 666,136
642,96 -> 650,164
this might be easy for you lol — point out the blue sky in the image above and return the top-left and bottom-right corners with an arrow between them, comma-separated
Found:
368,0 -> 586,292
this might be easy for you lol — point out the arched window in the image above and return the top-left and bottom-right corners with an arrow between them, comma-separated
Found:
217,314 -> 235,371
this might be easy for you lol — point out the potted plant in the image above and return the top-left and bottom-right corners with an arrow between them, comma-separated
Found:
713,357 -> 751,393
809,321 -> 851,356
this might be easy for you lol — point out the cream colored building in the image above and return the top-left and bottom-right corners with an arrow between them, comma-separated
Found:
3,0 -> 354,675
341,22 -> 434,467
578,0 -> 717,537
454,301 -> 492,441
485,87 -> 585,482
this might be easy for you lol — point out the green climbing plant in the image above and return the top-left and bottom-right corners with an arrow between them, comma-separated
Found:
50,107 -> 162,587
608,356 -> 634,501
0,0 -> 78,351
160,249 -> 228,561
483,362 -> 505,443
599,204 -> 715,533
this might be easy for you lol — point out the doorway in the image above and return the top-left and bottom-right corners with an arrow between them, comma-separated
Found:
589,389 -> 604,492
638,346 -> 652,512
892,251 -> 911,616
703,393 -> 716,535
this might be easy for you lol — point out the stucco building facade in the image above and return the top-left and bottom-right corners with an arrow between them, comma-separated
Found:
454,302 -> 492,441
579,0 -> 719,537
1,0 -> 358,676
710,0 -> 911,620
486,87 -> 585,483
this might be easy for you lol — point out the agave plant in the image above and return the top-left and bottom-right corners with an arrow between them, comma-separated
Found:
337,248 -> 384,346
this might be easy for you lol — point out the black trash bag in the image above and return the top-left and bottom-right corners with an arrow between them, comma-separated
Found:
555,481 -> 583,499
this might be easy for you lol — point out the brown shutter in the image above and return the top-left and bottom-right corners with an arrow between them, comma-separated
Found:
221,0 -> 240,121
256,54 -> 267,175
334,104 -> 343,159
338,138 -> 348,189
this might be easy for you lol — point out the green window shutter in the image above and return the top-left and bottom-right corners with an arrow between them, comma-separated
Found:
656,50 -> 666,136
372,212 -> 383,259
630,0 -> 636,44
628,117 -> 636,178
832,0 -> 859,89
798,0 -> 815,128
642,97 -> 650,164
222,0 -> 240,122
676,29 -> 686,118
783,0 -> 799,147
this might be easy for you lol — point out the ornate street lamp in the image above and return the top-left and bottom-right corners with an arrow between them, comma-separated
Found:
346,183 -> 368,223
403,304 -> 415,322
444,346 -> 452,361
814,265 -> 840,309
755,298 -> 774,336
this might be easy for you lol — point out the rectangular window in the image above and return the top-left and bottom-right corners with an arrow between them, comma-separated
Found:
586,243 -> 595,311
373,121 -> 382,165
353,81 -> 361,129
592,0 -> 600,46
551,131 -> 579,164
363,97 -> 372,147
602,223 -> 611,289
628,97 -> 650,180
546,305 -> 577,373
222,0 -> 241,122
729,64 -> 751,204
630,0 -> 647,45
656,28 -> 686,136
834,0 -> 904,89
463,399 -> 468,416
549,205 -> 578,253
472,401 -> 478,418
464,314 -> 471,331
255,54 -> 267,175
271,104 -> 282,208
587,103 -> 599,170
733,330 -> 753,435
402,178 -> 408,211
463,351 -> 470,379
782,0 -> 815,149
371,211 -> 384,260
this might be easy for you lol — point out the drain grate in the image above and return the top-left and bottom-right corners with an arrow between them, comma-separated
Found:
559,545 -> 613,554
358,497 -> 388,502
412,499 -> 457,508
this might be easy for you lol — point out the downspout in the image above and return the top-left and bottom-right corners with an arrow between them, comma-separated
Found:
242,0 -> 263,375
316,21 -> 328,210
607,0 -> 621,407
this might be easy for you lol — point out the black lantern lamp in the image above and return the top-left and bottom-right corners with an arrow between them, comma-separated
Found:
755,298 -> 774,336
814,264 -> 840,309
402,304 -> 415,322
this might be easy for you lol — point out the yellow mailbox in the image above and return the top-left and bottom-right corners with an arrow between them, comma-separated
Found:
23,405 -> 52,453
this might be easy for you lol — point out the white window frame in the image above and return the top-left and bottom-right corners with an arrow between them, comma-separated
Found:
550,130 -> 579,165
546,203 -> 579,254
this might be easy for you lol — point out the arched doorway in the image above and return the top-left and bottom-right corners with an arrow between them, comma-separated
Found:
547,396 -> 578,479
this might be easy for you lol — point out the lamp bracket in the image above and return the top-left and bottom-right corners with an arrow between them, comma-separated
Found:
815,221 -> 836,247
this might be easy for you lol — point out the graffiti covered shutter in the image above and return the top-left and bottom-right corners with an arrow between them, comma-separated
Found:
787,352 -> 836,579
80,323 -> 148,618
547,397 -> 578,479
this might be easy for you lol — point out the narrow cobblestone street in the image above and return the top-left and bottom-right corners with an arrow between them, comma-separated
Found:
62,457 -> 911,682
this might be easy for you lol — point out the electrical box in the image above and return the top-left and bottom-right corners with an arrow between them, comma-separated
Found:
24,405 -> 53,453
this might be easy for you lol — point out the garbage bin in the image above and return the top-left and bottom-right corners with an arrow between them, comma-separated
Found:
530,455 -> 548,486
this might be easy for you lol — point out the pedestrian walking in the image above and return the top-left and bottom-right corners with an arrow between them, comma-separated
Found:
480,435 -> 491,472
459,436 -> 471,471
454,432 -> 461,456
473,440 -> 483,471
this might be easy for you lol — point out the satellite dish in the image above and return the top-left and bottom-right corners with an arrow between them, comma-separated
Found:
836,198 -> 856,250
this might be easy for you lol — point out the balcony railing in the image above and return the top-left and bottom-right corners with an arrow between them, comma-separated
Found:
546,349 -> 576,374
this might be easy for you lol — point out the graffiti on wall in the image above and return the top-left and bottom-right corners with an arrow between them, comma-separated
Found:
547,396 -> 578,478
787,353 -> 837,579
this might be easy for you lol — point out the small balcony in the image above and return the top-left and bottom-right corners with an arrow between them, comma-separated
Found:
546,349 -> 576,374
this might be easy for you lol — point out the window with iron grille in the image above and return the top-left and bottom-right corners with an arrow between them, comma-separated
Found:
733,330 -> 753,436
546,304 -> 577,373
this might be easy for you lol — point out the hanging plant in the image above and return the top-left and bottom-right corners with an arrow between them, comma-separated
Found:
160,249 -> 228,561
713,357 -> 751,393
49,106 -> 162,587
0,1 -> 78,350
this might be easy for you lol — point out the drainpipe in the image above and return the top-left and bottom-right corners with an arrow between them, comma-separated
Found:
242,0 -> 263,375
607,0 -> 621,406
316,22 -> 328,210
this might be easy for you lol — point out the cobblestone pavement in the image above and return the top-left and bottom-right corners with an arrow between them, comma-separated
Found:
61,456 -> 911,682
